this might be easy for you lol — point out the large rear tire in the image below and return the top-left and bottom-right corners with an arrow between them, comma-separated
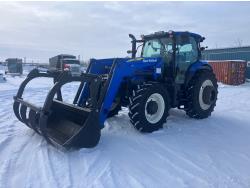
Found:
185,70 -> 218,119
129,83 -> 170,133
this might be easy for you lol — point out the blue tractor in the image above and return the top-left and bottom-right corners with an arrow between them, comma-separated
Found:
13,31 -> 218,148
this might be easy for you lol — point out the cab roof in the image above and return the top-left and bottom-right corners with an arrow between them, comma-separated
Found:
143,31 -> 204,41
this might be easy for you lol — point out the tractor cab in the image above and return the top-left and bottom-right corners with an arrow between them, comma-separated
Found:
129,31 -> 205,83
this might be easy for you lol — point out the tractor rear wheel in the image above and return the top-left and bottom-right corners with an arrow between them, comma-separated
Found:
129,83 -> 170,133
185,70 -> 218,119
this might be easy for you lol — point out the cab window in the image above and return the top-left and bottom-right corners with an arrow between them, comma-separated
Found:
142,40 -> 162,58
142,38 -> 173,58
175,35 -> 198,83
176,36 -> 198,64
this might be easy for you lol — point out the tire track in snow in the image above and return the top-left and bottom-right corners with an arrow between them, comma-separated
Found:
149,139 -> 210,186
110,166 -> 145,188
0,89 -> 18,136
0,96 -> 21,188
67,149 -> 111,187
0,159 -> 12,188
23,146 -> 40,188
0,130 -> 35,187
64,154 -> 74,188
154,139 -> 206,172
152,150 -> 209,187
0,136 -> 13,188
20,139 -> 59,188
0,89 -> 17,99
16,133 -> 47,188
42,149 -> 73,188
36,146 -> 60,188
21,135 -> 59,188
87,161 -> 112,188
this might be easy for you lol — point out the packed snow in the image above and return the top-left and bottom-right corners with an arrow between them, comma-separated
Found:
0,67 -> 250,188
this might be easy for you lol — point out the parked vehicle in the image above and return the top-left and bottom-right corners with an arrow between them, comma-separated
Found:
0,73 -> 6,82
14,31 -> 218,148
49,54 -> 81,76
5,58 -> 23,75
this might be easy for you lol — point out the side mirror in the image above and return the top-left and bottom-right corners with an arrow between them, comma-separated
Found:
200,46 -> 208,51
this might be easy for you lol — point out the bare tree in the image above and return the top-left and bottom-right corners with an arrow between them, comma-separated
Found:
215,43 -> 218,49
235,38 -> 243,47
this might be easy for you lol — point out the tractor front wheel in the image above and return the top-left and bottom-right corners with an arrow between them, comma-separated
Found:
129,83 -> 170,133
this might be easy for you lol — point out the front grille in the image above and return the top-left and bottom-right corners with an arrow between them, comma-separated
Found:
70,67 -> 80,73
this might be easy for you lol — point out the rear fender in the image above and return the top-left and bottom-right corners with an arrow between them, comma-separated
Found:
185,60 -> 212,86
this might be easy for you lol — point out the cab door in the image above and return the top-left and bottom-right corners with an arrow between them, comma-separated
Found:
175,34 -> 199,84
161,37 -> 174,79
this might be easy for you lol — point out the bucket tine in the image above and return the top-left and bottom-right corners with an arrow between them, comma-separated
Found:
20,105 -> 30,126
28,109 -> 41,134
13,101 -> 23,123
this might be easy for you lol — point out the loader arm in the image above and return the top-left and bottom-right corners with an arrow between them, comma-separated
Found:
79,58 -> 163,127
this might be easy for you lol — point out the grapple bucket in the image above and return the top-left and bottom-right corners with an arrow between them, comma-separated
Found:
13,69 -> 102,148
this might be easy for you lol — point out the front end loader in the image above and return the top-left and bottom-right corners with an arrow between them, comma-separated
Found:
13,69 -> 102,147
13,57 -> 162,148
13,31 -> 218,148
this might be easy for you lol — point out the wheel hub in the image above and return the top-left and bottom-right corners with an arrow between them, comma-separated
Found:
144,93 -> 165,124
146,100 -> 158,115
202,86 -> 216,105
199,79 -> 216,110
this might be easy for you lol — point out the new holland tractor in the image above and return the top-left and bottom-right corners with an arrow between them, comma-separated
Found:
13,31 -> 218,148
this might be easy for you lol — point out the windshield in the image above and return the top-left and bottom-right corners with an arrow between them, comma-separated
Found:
63,60 -> 80,64
142,38 -> 173,58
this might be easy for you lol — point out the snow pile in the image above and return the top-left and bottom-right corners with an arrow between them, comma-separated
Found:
0,74 -> 250,187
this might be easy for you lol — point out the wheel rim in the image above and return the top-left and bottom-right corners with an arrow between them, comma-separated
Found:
145,93 -> 165,124
199,79 -> 215,110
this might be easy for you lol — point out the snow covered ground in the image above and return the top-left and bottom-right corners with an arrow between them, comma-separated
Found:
0,69 -> 250,188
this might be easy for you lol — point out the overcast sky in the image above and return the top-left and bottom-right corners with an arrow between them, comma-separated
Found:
0,1 -> 250,63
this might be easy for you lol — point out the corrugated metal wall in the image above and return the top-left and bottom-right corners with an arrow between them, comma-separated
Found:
202,46 -> 250,61
246,62 -> 250,79
208,61 -> 247,85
